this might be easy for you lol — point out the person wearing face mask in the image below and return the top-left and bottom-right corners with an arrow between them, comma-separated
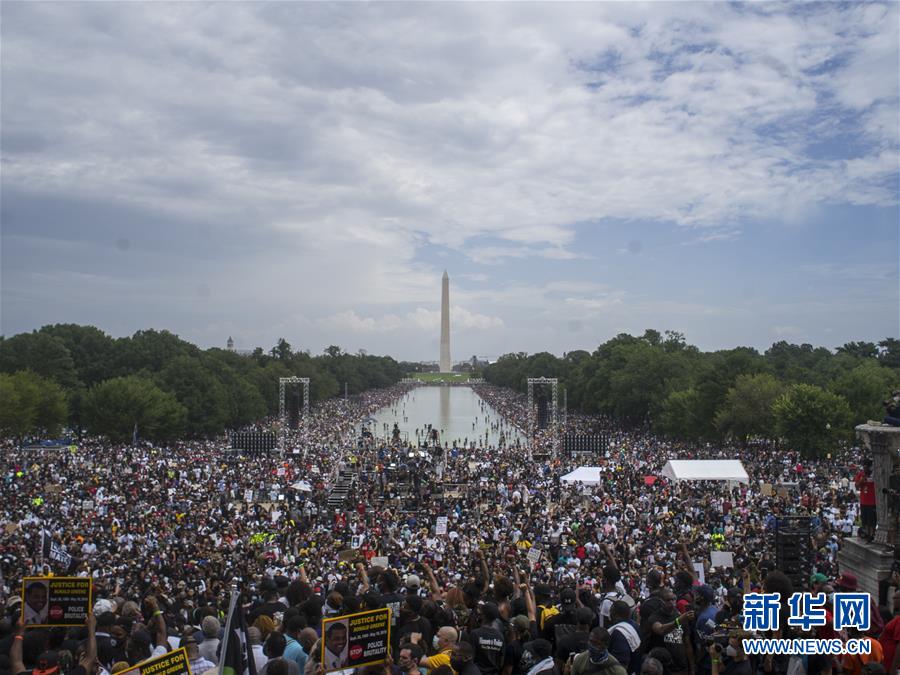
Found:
416,626 -> 458,672
451,642 -> 483,675
395,642 -> 427,675
568,628 -> 626,675
708,632 -> 750,675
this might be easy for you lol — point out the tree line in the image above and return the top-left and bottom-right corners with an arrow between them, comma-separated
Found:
0,325 -> 404,443
483,331 -> 899,457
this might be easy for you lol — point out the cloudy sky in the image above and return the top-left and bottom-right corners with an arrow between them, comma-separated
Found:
2,2 -> 897,361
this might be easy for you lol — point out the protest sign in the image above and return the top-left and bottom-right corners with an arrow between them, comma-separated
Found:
526,547 -> 542,568
370,556 -> 389,569
321,608 -> 391,673
710,551 -> 735,569
435,516 -> 448,535
693,562 -> 706,585
21,577 -> 92,627
119,647 -> 191,675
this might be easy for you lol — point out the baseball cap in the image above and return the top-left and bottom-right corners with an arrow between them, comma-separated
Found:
533,583 -> 553,599
511,615 -> 531,631
33,651 -> 60,675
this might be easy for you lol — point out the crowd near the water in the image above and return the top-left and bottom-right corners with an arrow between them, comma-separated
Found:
1,382 -> 896,675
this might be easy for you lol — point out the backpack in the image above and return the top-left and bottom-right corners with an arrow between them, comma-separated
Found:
538,604 -> 560,631
603,590 -> 636,610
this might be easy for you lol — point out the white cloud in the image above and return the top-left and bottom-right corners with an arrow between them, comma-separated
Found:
317,306 -> 503,334
1,2 -> 896,356
2,2 -> 896,257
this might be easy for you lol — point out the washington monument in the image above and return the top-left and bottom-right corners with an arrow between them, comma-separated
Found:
440,270 -> 451,373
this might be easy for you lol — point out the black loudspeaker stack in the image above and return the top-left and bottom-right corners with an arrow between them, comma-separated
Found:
562,433 -> 609,455
775,516 -> 813,591
231,431 -> 277,454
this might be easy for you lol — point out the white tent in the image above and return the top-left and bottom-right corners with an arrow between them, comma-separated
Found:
661,459 -> 749,484
560,466 -> 605,486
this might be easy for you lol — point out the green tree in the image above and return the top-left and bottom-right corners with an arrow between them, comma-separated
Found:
690,347 -> 766,438
879,338 -> 900,369
773,384 -> 852,458
38,324 -> 118,386
115,329 -> 199,374
714,373 -> 784,444
272,338 -> 293,360
202,350 -> 268,428
83,376 -> 186,442
0,332 -> 79,389
156,356 -> 230,436
830,361 -> 898,425
836,341 -> 879,360
658,388 -> 704,440
0,371 -> 68,440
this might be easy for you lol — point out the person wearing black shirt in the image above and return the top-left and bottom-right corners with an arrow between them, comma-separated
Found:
452,641 -> 484,675
507,615 -> 537,675
555,608 -> 593,670
376,570 -> 404,633
544,589 -> 579,651
643,589 -> 694,675
248,580 -> 289,623
465,603 -> 506,675
395,595 -> 433,652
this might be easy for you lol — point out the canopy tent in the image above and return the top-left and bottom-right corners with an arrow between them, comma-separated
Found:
560,466 -> 605,486
660,459 -> 749,484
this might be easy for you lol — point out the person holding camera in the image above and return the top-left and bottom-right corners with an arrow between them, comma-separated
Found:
707,632 -> 750,675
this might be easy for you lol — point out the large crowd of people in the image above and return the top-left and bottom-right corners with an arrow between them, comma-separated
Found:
0,382 -> 894,675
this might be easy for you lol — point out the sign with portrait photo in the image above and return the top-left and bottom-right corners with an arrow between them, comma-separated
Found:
321,607 -> 391,673
21,577 -> 92,627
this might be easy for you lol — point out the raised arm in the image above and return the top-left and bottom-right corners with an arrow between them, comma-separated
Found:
356,562 -> 371,593
145,595 -> 167,648
602,543 -> 620,574
11,619 -> 26,675
81,613 -> 98,673
421,562 -> 443,601
511,560 -> 523,599
475,549 -> 490,594
676,542 -> 696,582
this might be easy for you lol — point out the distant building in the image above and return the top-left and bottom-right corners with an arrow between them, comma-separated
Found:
227,336 -> 235,352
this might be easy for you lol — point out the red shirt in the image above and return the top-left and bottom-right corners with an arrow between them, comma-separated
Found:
856,470 -> 877,506
881,616 -> 900,670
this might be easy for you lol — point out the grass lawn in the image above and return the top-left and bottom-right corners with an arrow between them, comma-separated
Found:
410,372 -> 471,382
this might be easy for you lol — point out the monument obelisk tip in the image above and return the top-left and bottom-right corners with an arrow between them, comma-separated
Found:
440,270 -> 451,373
